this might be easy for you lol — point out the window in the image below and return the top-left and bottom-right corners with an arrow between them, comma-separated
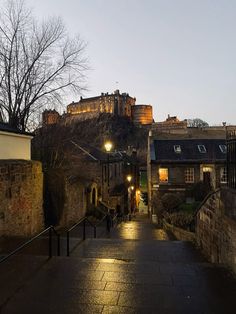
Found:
174,145 -> 181,153
159,168 -> 168,183
220,167 -> 227,183
219,145 -> 227,154
185,168 -> 194,183
198,145 -> 206,153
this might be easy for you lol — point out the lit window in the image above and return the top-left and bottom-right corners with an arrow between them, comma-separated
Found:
220,167 -> 227,183
159,168 -> 168,183
219,145 -> 227,154
185,168 -> 194,183
198,145 -> 206,153
174,145 -> 181,153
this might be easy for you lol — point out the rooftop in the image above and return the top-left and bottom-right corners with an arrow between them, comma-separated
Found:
151,138 -> 227,163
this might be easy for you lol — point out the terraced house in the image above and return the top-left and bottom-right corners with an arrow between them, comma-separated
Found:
147,133 -> 227,214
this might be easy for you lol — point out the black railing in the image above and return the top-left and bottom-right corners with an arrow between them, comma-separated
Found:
0,212 -> 121,262
193,188 -> 220,217
0,226 -> 60,264
66,215 -> 108,257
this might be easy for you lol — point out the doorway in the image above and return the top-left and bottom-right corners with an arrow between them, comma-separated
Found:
203,167 -> 212,188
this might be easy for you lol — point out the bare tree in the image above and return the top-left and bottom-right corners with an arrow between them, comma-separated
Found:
0,0 -> 88,131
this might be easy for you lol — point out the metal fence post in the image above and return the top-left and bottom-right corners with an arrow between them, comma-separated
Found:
49,227 -> 52,258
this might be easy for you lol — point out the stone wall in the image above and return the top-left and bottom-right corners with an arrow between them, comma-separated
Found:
0,160 -> 44,237
163,220 -> 196,242
44,170 -> 88,228
196,189 -> 236,274
61,178 -> 87,228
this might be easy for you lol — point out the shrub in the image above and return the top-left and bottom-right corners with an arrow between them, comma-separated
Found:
161,193 -> 183,212
163,211 -> 194,230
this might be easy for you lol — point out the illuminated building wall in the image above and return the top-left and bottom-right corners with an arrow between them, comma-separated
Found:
42,109 -> 60,125
131,105 -> 153,125
67,90 -> 136,118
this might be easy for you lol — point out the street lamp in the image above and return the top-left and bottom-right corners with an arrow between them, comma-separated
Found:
104,141 -> 113,152
104,141 -> 113,202
126,173 -> 134,220
127,175 -> 132,182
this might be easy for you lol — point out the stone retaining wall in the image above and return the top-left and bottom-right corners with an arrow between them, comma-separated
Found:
0,160 -> 44,237
163,220 -> 196,242
196,189 -> 236,274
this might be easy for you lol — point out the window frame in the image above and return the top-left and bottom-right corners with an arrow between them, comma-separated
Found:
159,168 -> 169,183
198,145 -> 207,153
220,167 -> 227,184
219,145 -> 227,154
185,168 -> 195,183
174,145 -> 181,154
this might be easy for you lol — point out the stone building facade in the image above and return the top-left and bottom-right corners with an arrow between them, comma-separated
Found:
227,129 -> 236,189
152,115 -> 188,132
147,132 -> 227,215
42,109 -> 60,126
131,105 -> 153,125
0,160 -> 44,237
43,142 -> 131,227
67,90 -> 136,119
42,90 -> 155,126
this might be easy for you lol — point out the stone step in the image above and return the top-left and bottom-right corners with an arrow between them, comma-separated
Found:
0,253 -> 235,314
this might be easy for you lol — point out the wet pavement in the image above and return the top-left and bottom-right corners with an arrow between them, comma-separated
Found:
0,213 -> 236,313
110,214 -> 175,240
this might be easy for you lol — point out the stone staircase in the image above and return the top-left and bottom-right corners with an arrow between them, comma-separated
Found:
0,214 -> 236,313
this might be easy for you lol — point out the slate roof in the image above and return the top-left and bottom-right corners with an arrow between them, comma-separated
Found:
0,122 -> 33,136
152,139 -> 226,163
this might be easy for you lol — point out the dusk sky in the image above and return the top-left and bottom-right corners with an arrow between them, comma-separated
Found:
11,0 -> 236,124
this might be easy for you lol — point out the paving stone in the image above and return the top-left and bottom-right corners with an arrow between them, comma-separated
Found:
0,213 -> 235,314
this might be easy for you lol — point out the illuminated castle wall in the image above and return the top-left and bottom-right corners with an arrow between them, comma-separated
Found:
42,90 -> 154,126
131,105 -> 153,125
67,90 -> 136,118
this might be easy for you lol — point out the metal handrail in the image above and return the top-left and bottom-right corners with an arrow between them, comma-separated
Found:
193,188 -> 221,217
0,226 -> 60,263
66,214 -> 108,256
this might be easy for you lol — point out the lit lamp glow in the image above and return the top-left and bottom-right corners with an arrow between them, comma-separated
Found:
104,141 -> 113,152
127,175 -> 132,182
130,185 -> 134,191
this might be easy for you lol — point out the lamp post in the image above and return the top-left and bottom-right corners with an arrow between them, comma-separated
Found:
127,175 -> 132,183
126,175 -> 132,220
104,141 -> 113,203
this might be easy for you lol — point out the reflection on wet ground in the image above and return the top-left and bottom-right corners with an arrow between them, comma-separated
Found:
0,213 -> 236,313
110,213 -> 175,240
